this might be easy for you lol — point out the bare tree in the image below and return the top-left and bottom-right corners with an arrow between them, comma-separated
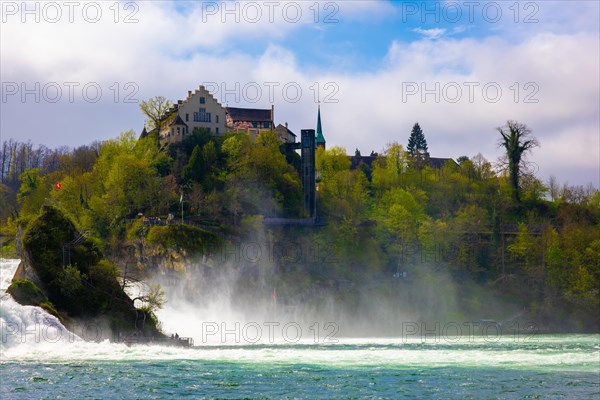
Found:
547,175 -> 560,201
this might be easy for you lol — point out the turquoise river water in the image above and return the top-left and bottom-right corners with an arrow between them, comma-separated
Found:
1,260 -> 598,399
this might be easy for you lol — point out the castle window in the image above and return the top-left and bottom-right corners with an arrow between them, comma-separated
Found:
252,122 -> 258,128
206,112 -> 211,122
216,127 -> 219,135
177,127 -> 180,135
263,122 -> 269,129
216,115 -> 219,123
185,113 -> 189,122
199,97 -> 205,104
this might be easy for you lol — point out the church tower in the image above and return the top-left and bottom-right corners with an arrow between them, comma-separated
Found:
316,104 -> 326,150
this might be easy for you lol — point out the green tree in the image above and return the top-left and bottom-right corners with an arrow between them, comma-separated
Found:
132,284 -> 165,316
17,168 -> 48,217
407,123 -> 429,170
139,96 -> 172,145
371,142 -> 408,194
54,265 -> 85,300
182,145 -> 203,183
316,146 -> 351,182
497,121 -> 539,202
221,131 -> 301,218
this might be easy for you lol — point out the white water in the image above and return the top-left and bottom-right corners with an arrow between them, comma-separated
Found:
1,259 -> 598,374
0,259 -> 80,353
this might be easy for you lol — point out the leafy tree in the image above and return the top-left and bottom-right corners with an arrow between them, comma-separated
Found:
375,187 -> 426,246
16,168 -> 48,217
139,96 -> 172,145
457,155 -> 470,164
182,145 -> 203,183
54,265 -> 85,299
407,123 -> 429,170
316,146 -> 351,182
371,142 -> 408,194
132,284 -> 165,316
0,183 -> 17,221
497,121 -> 539,202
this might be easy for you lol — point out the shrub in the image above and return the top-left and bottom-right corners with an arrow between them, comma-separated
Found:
7,279 -> 47,306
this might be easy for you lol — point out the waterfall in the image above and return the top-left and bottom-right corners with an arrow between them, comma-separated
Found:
0,259 -> 79,350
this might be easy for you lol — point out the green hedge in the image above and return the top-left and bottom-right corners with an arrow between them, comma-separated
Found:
146,224 -> 223,254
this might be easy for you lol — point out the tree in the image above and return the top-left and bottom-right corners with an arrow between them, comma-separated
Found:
139,96 -> 172,145
497,121 -> 539,202
132,284 -> 165,315
471,153 -> 495,180
407,123 -> 429,170
371,142 -> 408,194
182,145 -> 203,183
547,175 -> 560,202
17,168 -> 48,217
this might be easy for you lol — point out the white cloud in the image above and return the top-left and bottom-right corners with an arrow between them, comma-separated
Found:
413,28 -> 447,40
1,1 -> 598,187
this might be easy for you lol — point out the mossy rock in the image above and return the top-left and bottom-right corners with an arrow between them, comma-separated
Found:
7,279 -> 47,306
22,206 -> 102,284
20,206 -> 145,329
39,301 -> 64,323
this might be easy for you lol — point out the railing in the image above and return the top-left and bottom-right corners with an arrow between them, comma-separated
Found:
119,334 -> 194,347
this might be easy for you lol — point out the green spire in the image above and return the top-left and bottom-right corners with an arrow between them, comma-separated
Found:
316,104 -> 326,144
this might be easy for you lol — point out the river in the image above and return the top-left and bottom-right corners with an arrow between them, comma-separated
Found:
1,259 -> 598,399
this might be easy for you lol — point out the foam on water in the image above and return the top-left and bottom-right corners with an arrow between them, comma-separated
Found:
1,260 -> 598,375
0,259 -> 81,353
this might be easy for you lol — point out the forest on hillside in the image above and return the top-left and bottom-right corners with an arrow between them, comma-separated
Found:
1,121 -> 598,331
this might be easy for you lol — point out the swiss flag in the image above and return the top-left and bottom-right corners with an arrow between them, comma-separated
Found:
55,182 -> 62,190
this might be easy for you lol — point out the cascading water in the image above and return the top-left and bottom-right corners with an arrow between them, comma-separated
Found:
1,259 -> 598,398
0,259 -> 79,352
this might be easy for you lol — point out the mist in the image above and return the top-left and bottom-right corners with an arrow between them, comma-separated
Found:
131,227 -> 524,346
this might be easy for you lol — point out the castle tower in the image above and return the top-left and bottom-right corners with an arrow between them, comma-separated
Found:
300,129 -> 316,218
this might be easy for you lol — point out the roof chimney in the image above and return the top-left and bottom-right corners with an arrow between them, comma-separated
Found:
285,122 -> 288,129
188,91 -> 192,97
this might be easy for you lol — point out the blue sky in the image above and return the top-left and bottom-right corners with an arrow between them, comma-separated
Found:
1,1 -> 599,187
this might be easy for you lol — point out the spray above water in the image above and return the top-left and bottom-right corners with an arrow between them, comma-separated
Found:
134,227 -> 523,346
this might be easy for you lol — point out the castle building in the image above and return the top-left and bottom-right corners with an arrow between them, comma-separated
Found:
274,123 -> 297,143
158,85 -> 226,143
142,86 -> 296,144
225,106 -> 274,138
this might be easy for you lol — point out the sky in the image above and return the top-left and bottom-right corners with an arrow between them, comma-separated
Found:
1,0 -> 599,187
